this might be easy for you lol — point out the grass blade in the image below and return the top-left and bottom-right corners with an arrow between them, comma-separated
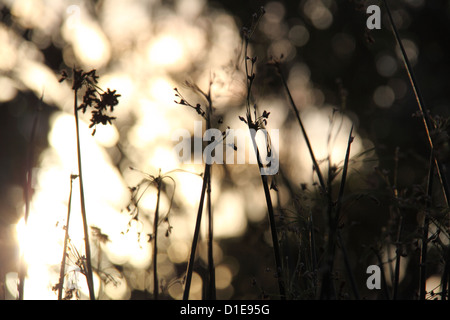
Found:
274,63 -> 327,194
183,164 -> 209,300
419,152 -> 434,300
382,0 -> 450,207
18,93 -> 42,300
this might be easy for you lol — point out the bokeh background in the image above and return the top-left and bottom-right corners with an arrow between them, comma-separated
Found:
0,0 -> 449,300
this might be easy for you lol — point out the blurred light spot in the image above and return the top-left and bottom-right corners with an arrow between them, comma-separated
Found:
64,20 -> 111,68
425,275 -> 442,299
373,85 -> 395,108
388,78 -> 408,100
174,171 -> 203,207
103,271 -> 130,299
303,0 -> 333,30
0,76 -> 18,102
99,74 -> 134,112
93,123 -> 119,148
199,241 -> 223,265
155,254 -> 176,278
168,278 -> 184,299
101,0 -> 151,48
128,99 -> 172,146
167,240 -> 189,263
268,39 -> 296,61
213,191 -> 247,238
10,0 -> 43,29
260,2 -> 287,40
403,0 -> 425,8
188,272 -> 203,299
260,20 -> 287,41
0,25 -> 17,71
396,39 -> 419,66
16,60 -> 64,106
149,146 -> 179,173
288,25 -> 310,47
148,36 -> 184,67
376,54 -> 398,77
215,264 -> 233,289
31,28 -> 51,49
6,272 -> 19,299
286,106 -> 363,183
332,33 -> 355,58
16,212 -> 64,268
149,77 -> 177,106
176,0 -> 206,19
264,2 -> 286,23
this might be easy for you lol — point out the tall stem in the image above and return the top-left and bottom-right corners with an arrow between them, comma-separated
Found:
261,173 -> 286,299
383,0 -> 450,208
420,152 -> 434,300
205,90 -> 216,300
206,164 -> 215,299
74,89 -> 95,300
244,38 -> 285,299
153,178 -> 161,300
183,165 -> 209,300
58,175 -> 76,300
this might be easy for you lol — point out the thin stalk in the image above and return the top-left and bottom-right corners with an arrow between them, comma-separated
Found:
206,167 -> 215,299
383,0 -> 450,207
18,93 -> 42,300
392,213 -> 404,300
73,89 -> 95,300
152,176 -> 162,300
420,152 -> 434,300
392,147 -> 403,300
309,211 -> 318,291
335,127 -> 359,299
275,64 -> 326,194
261,173 -> 286,299
243,37 -> 286,299
205,88 -> 216,300
320,127 -> 353,299
337,231 -> 359,299
183,165 -> 209,300
58,175 -> 77,300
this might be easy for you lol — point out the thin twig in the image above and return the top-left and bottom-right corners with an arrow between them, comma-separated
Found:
74,88 -> 95,300
335,127 -> 359,299
183,165 -> 209,300
58,174 -> 77,300
205,84 -> 216,300
274,63 -> 327,194
320,127 -> 354,299
243,30 -> 286,299
153,174 -> 162,300
420,152 -> 434,300
383,0 -> 450,207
